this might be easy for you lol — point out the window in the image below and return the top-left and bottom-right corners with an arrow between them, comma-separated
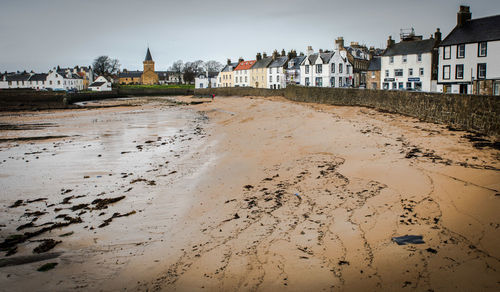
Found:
339,77 -> 342,87
477,63 -> 486,79
305,65 -> 309,74
269,76 -> 272,82
408,68 -> 413,76
315,77 -> 322,87
245,76 -> 247,82
305,77 -> 310,86
330,77 -> 335,87
339,64 -> 343,73
456,64 -> 464,79
398,82 -> 404,89
394,69 -> 403,77
371,71 -> 375,78
417,54 -> 422,62
383,83 -> 389,90
457,44 -> 465,58
419,68 -> 424,76
346,65 -> 351,74
331,63 -> 335,73
277,75 -> 279,82
443,65 -> 451,80
402,55 -> 407,63
385,70 -> 389,77
478,42 -> 487,57
392,82 -> 397,89
406,82 -> 412,88
443,46 -> 451,59
389,56 -> 394,64
316,64 -> 322,73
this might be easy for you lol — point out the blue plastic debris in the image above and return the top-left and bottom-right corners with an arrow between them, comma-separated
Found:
392,235 -> 425,245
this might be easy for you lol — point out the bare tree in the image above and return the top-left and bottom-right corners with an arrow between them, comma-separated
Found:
169,60 -> 184,73
92,56 -> 120,77
204,60 -> 223,72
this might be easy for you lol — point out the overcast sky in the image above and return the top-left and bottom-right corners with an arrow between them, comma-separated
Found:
1,0 -> 499,72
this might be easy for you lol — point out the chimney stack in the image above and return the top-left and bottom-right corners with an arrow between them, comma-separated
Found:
434,28 -> 442,42
263,52 -> 267,58
272,50 -> 278,60
387,36 -> 395,48
227,59 -> 231,65
306,46 -> 313,56
256,53 -> 262,61
281,49 -> 286,57
238,57 -> 244,63
369,46 -> 375,59
457,5 -> 471,28
335,37 -> 344,50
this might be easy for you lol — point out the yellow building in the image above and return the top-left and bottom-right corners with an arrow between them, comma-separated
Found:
141,48 -> 159,85
218,60 -> 239,87
250,53 -> 273,88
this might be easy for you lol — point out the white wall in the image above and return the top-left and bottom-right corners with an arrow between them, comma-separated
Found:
380,52 -> 433,92
267,67 -> 286,89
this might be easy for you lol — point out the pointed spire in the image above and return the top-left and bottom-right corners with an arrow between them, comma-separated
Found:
145,48 -> 153,61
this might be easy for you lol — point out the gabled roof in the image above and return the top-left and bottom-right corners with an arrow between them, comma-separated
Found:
234,60 -> 256,70
383,38 -> 437,56
252,57 -> 273,69
367,57 -> 381,71
319,52 -> 334,63
269,56 -> 289,68
440,15 -> 500,46
288,56 -> 306,69
145,48 -> 153,61
307,54 -> 318,64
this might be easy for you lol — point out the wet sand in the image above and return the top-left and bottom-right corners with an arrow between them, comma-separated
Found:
0,96 -> 499,291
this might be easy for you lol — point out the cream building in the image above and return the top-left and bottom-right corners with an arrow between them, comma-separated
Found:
218,60 -> 239,88
250,53 -> 273,88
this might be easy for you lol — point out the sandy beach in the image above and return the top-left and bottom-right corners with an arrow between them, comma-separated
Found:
0,95 -> 499,291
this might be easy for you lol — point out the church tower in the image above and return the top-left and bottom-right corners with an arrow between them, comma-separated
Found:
141,47 -> 159,85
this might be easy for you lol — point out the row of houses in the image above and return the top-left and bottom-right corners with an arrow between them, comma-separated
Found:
0,66 -> 114,92
198,6 -> 499,96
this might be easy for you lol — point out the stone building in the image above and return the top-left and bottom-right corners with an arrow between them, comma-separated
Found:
141,48 -> 159,85
367,56 -> 381,90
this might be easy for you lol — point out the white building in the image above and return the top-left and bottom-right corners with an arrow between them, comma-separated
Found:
195,72 -> 218,89
0,73 -> 31,89
380,31 -> 440,92
46,69 -> 84,91
437,6 -> 500,95
233,60 -> 256,87
88,76 -> 112,91
300,45 -> 354,88
268,56 -> 288,89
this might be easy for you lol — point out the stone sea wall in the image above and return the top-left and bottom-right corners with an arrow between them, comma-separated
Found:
195,85 -> 500,137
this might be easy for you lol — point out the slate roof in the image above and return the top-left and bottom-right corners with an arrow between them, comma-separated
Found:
304,52 -> 334,65
288,56 -> 306,70
269,56 -> 288,68
145,48 -> 153,61
29,73 -> 48,81
234,60 -> 256,71
221,63 -> 239,72
440,15 -> 500,46
367,57 -> 381,71
252,57 -> 273,69
383,39 -> 437,56
5,74 -> 31,81
119,71 -> 143,78
89,82 -> 105,87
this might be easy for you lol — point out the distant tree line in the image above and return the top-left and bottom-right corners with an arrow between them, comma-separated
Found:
169,60 -> 222,84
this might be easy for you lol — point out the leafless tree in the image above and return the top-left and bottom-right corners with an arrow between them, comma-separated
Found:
92,56 -> 120,77
204,60 -> 223,72
169,60 -> 184,73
